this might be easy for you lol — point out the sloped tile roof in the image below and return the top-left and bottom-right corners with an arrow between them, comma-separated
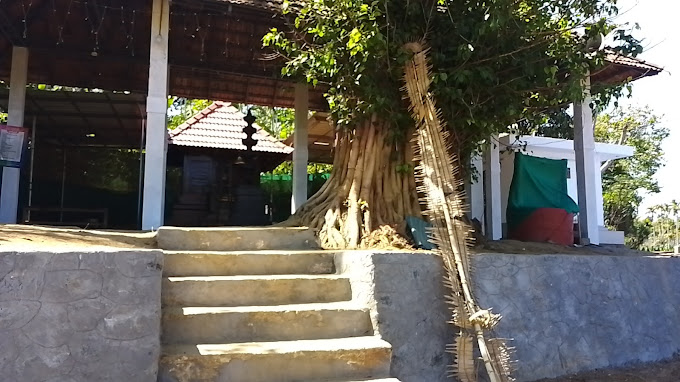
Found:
168,101 -> 293,154
604,51 -> 663,73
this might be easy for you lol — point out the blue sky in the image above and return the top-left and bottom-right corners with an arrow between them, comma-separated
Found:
613,0 -> 679,214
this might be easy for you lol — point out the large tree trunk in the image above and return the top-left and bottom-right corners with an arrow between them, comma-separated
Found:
291,114 -> 421,249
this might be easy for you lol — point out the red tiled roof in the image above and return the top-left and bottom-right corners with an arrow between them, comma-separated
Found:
604,51 -> 663,73
168,101 -> 294,155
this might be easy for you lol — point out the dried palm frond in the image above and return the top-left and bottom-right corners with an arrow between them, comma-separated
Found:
451,332 -> 476,382
469,309 -> 502,330
401,41 -> 515,382
487,338 -> 517,381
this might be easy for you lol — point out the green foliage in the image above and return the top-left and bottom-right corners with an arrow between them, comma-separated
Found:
238,104 -> 333,175
263,0 -> 642,157
260,173 -> 331,222
37,146 -> 141,193
625,218 -> 652,250
268,161 -> 332,176
236,104 -> 297,140
167,97 -> 212,129
517,107 -> 575,139
29,84 -> 97,92
80,148 -> 142,192
595,107 -> 669,248
643,201 -> 680,252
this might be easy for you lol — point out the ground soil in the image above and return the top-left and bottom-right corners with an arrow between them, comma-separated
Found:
535,357 -> 680,382
474,238 -> 674,257
2,223 -> 672,257
0,224 -> 157,250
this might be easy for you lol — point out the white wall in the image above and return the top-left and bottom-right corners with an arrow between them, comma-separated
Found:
566,159 -> 578,206
499,150 -> 515,225
500,151 -> 609,230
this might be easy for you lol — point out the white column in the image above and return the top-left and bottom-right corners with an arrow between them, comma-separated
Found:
483,136 -> 502,240
573,75 -> 600,245
0,46 -> 29,224
594,154 -> 605,227
468,154 -> 485,231
291,83 -> 309,214
141,0 -> 170,230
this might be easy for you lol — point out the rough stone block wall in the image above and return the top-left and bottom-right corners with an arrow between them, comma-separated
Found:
339,251 -> 680,382
473,253 -> 680,381
336,251 -> 454,382
0,249 -> 163,382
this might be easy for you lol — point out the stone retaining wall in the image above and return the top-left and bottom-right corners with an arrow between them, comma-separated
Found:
339,251 -> 680,382
5,248 -> 677,382
0,249 -> 163,382
474,253 -> 680,381
336,251 -> 454,382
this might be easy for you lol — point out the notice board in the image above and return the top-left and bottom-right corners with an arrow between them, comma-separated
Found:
0,125 -> 28,168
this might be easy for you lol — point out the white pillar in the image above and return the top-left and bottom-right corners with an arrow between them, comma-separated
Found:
594,154 -> 605,227
573,76 -> 600,245
484,136 -> 502,240
141,0 -> 170,230
0,46 -> 28,224
291,83 -> 309,214
468,154 -> 485,230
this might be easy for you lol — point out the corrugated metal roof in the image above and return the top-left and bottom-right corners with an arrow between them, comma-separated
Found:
212,0 -> 285,12
0,88 -> 146,148
168,101 -> 294,155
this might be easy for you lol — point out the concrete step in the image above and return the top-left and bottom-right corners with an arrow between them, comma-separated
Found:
162,275 -> 352,307
157,226 -> 320,251
163,250 -> 337,277
162,302 -> 373,344
318,379 -> 401,382
159,336 -> 392,382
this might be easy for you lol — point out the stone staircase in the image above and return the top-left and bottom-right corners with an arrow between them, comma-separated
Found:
156,227 -> 399,382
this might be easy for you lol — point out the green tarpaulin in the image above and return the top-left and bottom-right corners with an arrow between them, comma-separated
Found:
506,153 -> 579,231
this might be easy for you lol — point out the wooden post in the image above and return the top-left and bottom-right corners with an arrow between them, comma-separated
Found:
484,136 -> 502,240
573,75 -> 600,245
291,83 -> 309,213
141,0 -> 170,230
0,46 -> 28,223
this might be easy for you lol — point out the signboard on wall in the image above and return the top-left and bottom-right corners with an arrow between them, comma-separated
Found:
183,155 -> 215,194
0,125 -> 28,168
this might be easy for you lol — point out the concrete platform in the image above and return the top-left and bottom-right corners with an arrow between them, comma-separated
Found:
156,226 -> 320,251
328,379 -> 401,382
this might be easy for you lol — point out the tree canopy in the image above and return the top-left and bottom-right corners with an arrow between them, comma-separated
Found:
595,106 -> 668,248
262,0 -> 647,251
167,98 -> 212,130
264,0 -> 642,156
645,201 -> 680,252
246,105 -> 296,141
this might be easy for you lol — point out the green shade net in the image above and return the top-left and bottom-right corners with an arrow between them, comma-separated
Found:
259,173 -> 330,222
506,152 -> 579,231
